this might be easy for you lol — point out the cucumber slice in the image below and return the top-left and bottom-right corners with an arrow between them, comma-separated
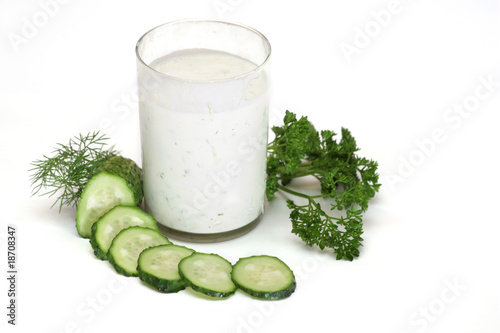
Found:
231,255 -> 296,300
90,206 -> 159,260
178,253 -> 236,298
76,156 -> 143,239
108,226 -> 171,277
76,172 -> 136,238
138,244 -> 195,293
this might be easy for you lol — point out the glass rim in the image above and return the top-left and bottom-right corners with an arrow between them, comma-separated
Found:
135,18 -> 272,83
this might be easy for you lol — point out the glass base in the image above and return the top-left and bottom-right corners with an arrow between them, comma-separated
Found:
156,212 -> 263,243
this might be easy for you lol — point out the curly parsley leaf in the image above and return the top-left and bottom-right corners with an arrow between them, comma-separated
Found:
267,111 -> 381,261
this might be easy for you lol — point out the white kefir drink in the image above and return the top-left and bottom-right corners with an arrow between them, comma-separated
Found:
138,48 -> 269,237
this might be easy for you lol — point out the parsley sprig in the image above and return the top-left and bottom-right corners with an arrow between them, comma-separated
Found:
266,111 -> 380,260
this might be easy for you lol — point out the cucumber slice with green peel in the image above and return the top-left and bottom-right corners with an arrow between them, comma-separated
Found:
178,253 -> 236,298
90,206 -> 159,260
108,226 -> 171,277
76,172 -> 136,238
76,156 -> 143,239
231,255 -> 296,300
138,244 -> 195,293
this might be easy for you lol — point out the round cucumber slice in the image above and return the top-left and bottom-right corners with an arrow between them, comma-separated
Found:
90,206 -> 158,260
138,244 -> 195,293
76,172 -> 136,238
178,252 -> 236,298
108,226 -> 171,277
231,255 -> 296,300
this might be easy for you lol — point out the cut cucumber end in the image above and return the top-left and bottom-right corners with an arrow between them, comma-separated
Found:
178,252 -> 236,298
232,255 -> 296,300
97,155 -> 143,205
76,172 -> 137,238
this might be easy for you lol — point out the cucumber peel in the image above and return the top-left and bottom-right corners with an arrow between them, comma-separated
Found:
97,155 -> 143,205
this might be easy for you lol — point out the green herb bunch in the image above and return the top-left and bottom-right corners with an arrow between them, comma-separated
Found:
29,132 -> 117,211
266,111 -> 381,260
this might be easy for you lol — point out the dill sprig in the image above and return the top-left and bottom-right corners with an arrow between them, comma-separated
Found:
29,131 -> 117,211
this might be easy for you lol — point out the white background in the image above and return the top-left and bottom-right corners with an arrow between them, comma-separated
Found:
1,0 -> 500,332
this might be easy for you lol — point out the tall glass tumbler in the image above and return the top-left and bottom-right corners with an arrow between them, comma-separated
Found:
136,20 -> 271,242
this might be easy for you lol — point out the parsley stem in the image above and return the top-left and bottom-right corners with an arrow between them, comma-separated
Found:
276,184 -> 329,200
276,184 -> 311,199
